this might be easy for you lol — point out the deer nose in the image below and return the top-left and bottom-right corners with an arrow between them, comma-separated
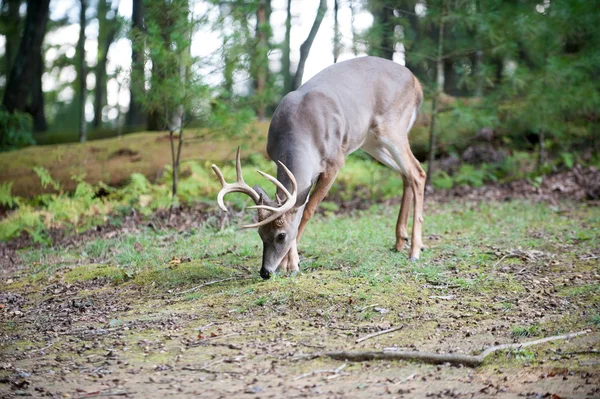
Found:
260,268 -> 271,280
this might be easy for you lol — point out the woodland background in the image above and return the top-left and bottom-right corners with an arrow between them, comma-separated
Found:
0,0 -> 599,241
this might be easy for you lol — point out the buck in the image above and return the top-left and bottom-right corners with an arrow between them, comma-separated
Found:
212,56 -> 425,280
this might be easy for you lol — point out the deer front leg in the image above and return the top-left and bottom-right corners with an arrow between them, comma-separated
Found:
297,161 -> 343,241
277,163 -> 342,274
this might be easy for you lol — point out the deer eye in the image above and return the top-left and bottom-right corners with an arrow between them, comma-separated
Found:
276,233 -> 286,242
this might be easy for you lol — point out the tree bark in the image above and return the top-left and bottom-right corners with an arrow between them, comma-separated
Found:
126,0 -> 146,128
93,0 -> 119,128
333,0 -> 341,63
292,0 -> 327,90
28,50 -> 47,131
2,0 -> 50,134
281,0 -> 293,95
425,1 -> 446,188
3,0 -> 21,77
78,0 -> 88,143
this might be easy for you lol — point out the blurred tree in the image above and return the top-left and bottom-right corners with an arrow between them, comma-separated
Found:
93,0 -> 122,128
132,0 -> 205,196
126,0 -> 146,128
333,0 -> 341,62
252,0 -> 272,120
368,0 -> 395,60
2,0 -> 50,133
281,0 -> 293,94
292,0 -> 327,90
77,0 -> 88,142
0,0 -> 22,80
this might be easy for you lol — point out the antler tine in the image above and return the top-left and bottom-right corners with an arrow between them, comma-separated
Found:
235,147 -> 244,183
212,149 -> 260,212
242,160 -> 298,229
256,170 -> 291,198
278,161 -> 297,197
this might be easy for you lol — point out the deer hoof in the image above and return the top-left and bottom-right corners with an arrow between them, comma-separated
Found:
409,256 -> 419,262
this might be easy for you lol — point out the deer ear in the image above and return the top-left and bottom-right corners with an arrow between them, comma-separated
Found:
294,186 -> 311,209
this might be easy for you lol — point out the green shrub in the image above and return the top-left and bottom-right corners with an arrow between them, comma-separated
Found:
0,109 -> 35,151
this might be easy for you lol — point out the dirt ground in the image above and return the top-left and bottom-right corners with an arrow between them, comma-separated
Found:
1,176 -> 600,398
1,270 -> 599,399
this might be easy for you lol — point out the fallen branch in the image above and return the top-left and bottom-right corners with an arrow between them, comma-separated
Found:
323,330 -> 590,367
356,326 -> 403,344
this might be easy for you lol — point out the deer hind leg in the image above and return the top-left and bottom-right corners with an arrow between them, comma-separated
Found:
380,138 -> 425,260
365,131 -> 425,260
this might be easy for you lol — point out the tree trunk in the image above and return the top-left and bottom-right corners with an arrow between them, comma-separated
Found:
78,0 -> 88,143
281,0 -> 293,95
253,0 -> 271,121
28,50 -> 47,131
127,0 -> 146,128
292,0 -> 327,90
425,1 -> 446,188
2,0 -> 50,134
333,0 -> 341,63
93,0 -> 119,128
349,0 -> 359,56
3,0 -> 21,77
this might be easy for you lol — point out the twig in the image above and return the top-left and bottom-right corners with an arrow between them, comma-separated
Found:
80,390 -> 132,397
176,276 -> 251,295
29,341 -> 56,354
358,303 -> 380,311
491,254 -> 508,272
187,332 -> 242,347
294,363 -> 347,380
356,326 -> 403,344
323,330 -> 590,368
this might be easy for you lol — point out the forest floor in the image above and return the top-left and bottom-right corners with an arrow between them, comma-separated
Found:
1,183 -> 600,398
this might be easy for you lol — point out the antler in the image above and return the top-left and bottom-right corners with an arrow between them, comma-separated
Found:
244,161 -> 297,228
212,147 -> 260,211
211,148 -> 297,229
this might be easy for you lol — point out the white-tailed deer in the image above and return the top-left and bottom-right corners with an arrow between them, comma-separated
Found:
212,56 -> 425,279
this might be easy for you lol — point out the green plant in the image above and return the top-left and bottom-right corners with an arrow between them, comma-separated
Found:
431,170 -> 454,189
0,182 -> 17,208
511,324 -> 540,338
33,166 -> 61,191
0,109 -> 35,151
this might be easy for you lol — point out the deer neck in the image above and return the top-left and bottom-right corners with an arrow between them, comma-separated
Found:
274,145 -> 317,206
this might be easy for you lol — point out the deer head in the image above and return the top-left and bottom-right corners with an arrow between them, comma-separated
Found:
212,148 -> 302,279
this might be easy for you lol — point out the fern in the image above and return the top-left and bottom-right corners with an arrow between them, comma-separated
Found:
0,182 -> 15,208
33,166 -> 61,191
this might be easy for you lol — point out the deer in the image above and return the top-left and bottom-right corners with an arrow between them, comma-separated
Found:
212,56 -> 426,280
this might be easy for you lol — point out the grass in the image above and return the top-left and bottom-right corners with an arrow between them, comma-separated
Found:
14,200 -> 599,301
